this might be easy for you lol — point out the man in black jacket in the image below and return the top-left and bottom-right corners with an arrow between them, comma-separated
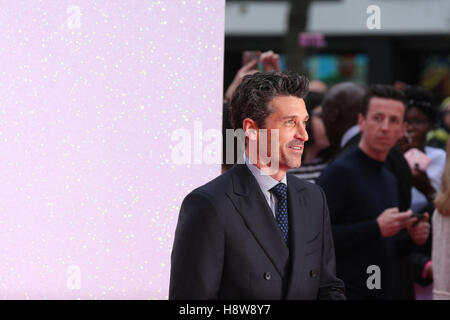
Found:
170,72 -> 345,300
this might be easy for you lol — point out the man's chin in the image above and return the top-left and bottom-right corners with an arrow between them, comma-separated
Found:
284,158 -> 302,169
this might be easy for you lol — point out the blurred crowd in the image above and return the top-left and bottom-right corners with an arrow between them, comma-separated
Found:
222,51 -> 450,300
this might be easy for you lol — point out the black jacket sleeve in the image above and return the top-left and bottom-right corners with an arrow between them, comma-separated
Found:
317,187 -> 347,300
169,191 -> 225,299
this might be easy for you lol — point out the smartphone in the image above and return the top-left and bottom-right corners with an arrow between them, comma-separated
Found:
404,148 -> 431,172
412,212 -> 425,219
412,212 -> 426,227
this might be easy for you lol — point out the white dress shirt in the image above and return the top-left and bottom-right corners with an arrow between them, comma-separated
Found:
244,154 -> 287,218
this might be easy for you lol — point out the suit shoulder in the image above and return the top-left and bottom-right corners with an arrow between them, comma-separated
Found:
322,152 -> 354,176
186,167 -> 234,201
316,152 -> 357,190
287,173 -> 325,195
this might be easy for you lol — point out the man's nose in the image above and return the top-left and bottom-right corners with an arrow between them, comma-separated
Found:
381,118 -> 390,130
296,124 -> 309,141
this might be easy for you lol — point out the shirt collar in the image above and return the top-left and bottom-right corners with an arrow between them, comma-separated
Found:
244,153 -> 287,193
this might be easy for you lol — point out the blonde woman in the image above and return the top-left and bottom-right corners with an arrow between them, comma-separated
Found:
432,138 -> 450,299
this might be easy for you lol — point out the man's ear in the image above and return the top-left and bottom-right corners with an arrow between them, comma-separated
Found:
357,113 -> 365,132
243,118 -> 258,141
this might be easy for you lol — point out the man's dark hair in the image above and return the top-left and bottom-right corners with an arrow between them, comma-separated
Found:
403,85 -> 437,123
361,84 -> 407,117
229,71 -> 309,129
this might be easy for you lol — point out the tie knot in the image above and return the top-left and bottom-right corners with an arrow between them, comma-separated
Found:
271,183 -> 287,201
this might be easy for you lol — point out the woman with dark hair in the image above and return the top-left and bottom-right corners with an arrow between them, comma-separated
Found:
398,86 -> 446,299
400,86 -> 446,213
432,138 -> 450,299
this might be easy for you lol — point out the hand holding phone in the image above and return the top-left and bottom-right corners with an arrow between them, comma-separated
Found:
407,212 -> 430,245
404,148 -> 431,172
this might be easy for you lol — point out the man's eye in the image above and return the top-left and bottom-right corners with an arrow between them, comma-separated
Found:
374,115 -> 383,122
285,119 -> 295,126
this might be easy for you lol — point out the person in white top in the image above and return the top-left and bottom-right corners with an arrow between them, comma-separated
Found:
398,85 -> 445,299
432,139 -> 450,300
399,86 -> 445,213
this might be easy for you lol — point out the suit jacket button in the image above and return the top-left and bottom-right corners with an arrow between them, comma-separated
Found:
310,270 -> 318,278
264,272 -> 272,281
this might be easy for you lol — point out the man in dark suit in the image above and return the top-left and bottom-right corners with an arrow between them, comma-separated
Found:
169,72 -> 346,300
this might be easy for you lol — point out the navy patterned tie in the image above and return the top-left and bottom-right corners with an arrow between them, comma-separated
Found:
270,183 -> 289,245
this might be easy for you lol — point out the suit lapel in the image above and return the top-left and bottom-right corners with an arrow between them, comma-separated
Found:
285,174 -> 308,299
226,165 -> 290,280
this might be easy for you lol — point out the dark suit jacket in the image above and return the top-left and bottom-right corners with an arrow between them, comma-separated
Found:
169,164 -> 346,300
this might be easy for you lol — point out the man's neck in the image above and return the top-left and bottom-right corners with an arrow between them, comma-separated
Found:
244,151 -> 287,182
267,169 -> 287,182
358,141 -> 388,162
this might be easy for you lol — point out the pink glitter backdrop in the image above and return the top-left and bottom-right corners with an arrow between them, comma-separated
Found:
0,0 -> 224,299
